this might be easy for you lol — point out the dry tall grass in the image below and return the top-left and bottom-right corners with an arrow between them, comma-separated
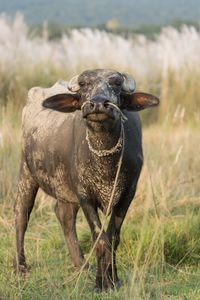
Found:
0,14 -> 200,122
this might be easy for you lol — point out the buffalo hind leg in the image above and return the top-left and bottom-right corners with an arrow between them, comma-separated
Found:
54,201 -> 84,268
14,158 -> 39,274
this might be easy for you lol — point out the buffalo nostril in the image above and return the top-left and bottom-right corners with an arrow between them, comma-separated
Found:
90,102 -> 95,109
104,101 -> 110,108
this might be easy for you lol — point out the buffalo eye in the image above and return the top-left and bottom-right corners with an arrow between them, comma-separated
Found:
115,79 -> 123,86
79,79 -> 91,88
109,77 -> 123,87
79,81 -> 86,87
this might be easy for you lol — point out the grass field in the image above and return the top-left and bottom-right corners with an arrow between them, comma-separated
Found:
1,14 -> 200,299
1,115 -> 200,299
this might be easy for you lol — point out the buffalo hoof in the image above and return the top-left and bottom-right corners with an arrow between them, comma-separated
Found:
94,279 -> 122,293
13,258 -> 30,276
94,287 -> 102,294
115,279 -> 122,289
94,286 -> 114,294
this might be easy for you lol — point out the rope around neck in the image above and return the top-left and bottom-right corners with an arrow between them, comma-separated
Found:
82,101 -> 127,157
86,126 -> 123,157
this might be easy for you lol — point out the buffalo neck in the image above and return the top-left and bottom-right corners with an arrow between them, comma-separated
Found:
85,119 -> 122,152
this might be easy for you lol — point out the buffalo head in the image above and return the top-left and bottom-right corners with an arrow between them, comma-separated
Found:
42,69 -> 159,127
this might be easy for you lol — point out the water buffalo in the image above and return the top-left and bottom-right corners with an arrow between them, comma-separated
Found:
14,69 -> 159,291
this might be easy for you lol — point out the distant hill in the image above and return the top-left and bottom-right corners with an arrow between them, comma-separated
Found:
0,0 -> 200,28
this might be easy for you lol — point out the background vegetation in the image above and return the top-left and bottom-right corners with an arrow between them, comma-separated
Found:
1,0 -> 200,29
0,14 -> 200,299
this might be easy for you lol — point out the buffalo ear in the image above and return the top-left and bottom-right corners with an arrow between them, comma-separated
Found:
121,92 -> 159,111
42,93 -> 81,112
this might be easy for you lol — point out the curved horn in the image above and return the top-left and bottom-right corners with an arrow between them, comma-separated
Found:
68,75 -> 80,92
121,73 -> 136,94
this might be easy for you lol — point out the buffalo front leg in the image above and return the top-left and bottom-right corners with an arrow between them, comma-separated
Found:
14,159 -> 39,274
80,198 -> 113,291
54,201 -> 84,268
106,190 -> 137,288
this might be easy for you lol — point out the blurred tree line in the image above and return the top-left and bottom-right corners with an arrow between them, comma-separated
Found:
31,18 -> 200,40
